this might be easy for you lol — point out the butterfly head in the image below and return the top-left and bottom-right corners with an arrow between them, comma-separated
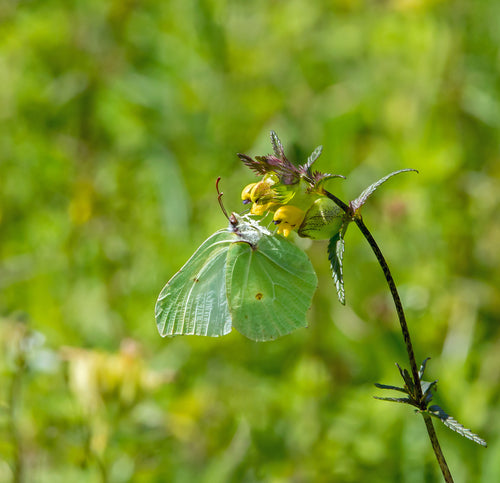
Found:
228,213 -> 271,247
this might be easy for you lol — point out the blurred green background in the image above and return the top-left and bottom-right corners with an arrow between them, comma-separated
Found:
1,0 -> 499,481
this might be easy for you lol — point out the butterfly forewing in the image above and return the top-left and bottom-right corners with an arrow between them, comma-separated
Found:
155,231 -> 234,337
226,234 -> 317,341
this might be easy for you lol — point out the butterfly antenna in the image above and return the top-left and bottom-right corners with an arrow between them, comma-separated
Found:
216,177 -> 230,220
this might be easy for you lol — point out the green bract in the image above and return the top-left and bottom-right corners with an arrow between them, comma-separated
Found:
298,197 -> 345,240
155,214 -> 318,341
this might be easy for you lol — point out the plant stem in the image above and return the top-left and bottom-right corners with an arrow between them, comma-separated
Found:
352,217 -> 421,398
323,189 -> 453,482
356,216 -> 454,482
324,190 -> 421,391
423,413 -> 454,483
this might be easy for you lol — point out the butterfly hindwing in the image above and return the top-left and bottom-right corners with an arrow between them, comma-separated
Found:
226,234 -> 317,341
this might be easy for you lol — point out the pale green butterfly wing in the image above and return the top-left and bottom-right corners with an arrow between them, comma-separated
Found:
156,214 -> 318,341
226,234 -> 318,341
155,231 -> 234,337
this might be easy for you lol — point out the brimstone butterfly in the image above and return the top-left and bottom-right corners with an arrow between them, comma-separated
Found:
155,213 -> 317,341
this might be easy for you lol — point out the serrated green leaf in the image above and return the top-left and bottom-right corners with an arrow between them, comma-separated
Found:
350,169 -> 418,213
327,229 -> 345,305
428,405 -> 487,447
270,130 -> 285,159
304,145 -> 323,170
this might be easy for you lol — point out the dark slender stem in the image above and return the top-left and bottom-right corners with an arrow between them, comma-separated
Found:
322,190 -> 350,213
423,413 -> 454,483
323,189 -> 453,482
353,217 -> 422,399
323,190 -> 421,396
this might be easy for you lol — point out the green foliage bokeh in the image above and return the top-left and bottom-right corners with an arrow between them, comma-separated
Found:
1,1 -> 499,481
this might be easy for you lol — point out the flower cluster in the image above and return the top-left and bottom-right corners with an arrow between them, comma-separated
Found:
238,131 -> 346,238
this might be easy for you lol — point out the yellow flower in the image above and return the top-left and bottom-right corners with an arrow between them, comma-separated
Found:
241,183 -> 258,204
273,205 -> 306,237
241,175 -> 280,216
251,201 -> 278,215
249,175 -> 277,204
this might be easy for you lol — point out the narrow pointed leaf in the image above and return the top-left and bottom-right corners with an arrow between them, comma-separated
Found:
418,357 -> 431,381
421,380 -> 438,398
237,153 -> 268,176
374,396 -> 412,404
396,363 -> 415,391
351,169 -> 418,213
428,405 -> 487,447
374,383 -> 408,393
328,229 -> 345,305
